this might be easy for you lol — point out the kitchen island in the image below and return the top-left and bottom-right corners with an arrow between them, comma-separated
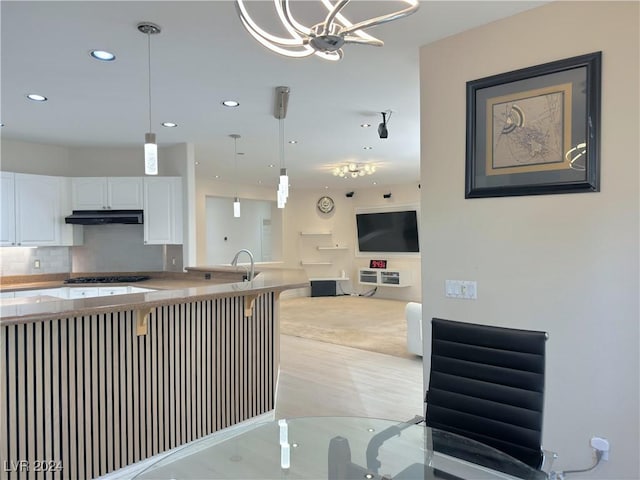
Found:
0,268 -> 308,480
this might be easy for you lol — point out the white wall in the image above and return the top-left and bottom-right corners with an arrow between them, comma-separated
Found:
205,197 -> 273,264
195,176 -> 280,266
419,2 -> 639,478
284,183 -> 421,301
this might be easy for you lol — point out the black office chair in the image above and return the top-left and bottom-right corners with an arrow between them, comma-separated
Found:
425,318 -> 552,474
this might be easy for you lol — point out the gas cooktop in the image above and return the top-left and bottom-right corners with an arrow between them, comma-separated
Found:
64,275 -> 151,284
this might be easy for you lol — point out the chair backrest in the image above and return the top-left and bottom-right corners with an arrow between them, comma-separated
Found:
425,318 -> 547,470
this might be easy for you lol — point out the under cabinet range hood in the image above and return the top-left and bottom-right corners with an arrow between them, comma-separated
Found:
64,210 -> 144,225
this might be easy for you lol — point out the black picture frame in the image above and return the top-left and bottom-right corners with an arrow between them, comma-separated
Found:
465,51 -> 601,198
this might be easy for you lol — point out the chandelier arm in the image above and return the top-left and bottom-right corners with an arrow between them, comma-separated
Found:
323,0 -> 351,35
342,36 -> 383,47
280,0 -> 312,36
340,1 -> 419,36
319,0 -> 379,42
236,0 -> 307,46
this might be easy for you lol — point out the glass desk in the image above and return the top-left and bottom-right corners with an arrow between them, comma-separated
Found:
134,416 -> 547,480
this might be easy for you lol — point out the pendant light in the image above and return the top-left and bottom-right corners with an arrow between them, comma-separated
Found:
138,22 -> 161,175
274,86 -> 290,209
230,134 -> 241,217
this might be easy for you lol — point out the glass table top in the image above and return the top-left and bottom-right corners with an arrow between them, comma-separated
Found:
133,416 -> 547,480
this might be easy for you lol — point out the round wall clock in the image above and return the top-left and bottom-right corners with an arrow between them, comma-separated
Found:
317,196 -> 335,214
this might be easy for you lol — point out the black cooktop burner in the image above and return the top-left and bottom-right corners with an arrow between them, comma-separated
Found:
64,275 -> 151,284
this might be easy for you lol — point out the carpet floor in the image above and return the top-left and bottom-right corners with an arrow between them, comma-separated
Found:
279,295 -> 415,359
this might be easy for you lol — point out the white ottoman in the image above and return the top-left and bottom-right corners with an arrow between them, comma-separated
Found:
405,302 -> 423,356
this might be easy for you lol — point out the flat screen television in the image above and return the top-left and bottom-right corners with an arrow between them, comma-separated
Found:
356,210 -> 420,253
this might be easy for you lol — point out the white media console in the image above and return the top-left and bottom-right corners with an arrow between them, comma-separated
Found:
358,269 -> 411,287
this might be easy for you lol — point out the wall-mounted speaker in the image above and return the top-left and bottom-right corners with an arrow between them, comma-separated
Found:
345,191 -> 354,198
383,193 -> 392,199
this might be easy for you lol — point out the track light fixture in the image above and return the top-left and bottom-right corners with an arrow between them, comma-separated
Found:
378,111 -> 391,139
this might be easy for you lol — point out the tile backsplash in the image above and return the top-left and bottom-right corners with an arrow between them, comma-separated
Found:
0,246 -> 71,276
0,225 -> 183,276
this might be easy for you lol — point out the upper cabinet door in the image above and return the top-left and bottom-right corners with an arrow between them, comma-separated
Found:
107,177 -> 143,210
71,177 -> 108,210
144,177 -> 183,245
14,173 -> 62,246
0,172 -> 16,245
71,177 -> 144,210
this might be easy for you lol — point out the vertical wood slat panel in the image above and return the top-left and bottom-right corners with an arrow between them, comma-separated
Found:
0,292 -> 275,480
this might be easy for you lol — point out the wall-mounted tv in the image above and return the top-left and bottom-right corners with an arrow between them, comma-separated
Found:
356,210 -> 420,253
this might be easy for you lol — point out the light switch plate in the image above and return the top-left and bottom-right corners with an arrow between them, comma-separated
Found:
445,280 -> 477,299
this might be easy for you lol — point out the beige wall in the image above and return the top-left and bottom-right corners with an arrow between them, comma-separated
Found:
0,139 -> 71,175
420,2 -> 639,478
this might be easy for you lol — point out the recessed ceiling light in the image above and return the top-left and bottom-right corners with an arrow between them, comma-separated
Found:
215,175 -> 220,179
288,140 -> 298,144
373,181 -> 377,185
195,161 -> 200,165
269,164 -> 275,168
162,122 -> 178,128
363,146 -> 373,150
90,50 -> 116,61
325,186 -> 329,189
26,93 -> 47,102
258,180 -> 262,184
222,100 -> 240,107
361,123 -> 371,128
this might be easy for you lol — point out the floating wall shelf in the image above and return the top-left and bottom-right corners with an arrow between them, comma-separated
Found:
299,231 -> 332,236
317,246 -> 349,251
300,261 -> 333,266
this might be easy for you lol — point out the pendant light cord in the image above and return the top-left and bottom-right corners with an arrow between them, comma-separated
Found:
234,136 -> 239,197
279,117 -> 285,169
147,33 -> 152,132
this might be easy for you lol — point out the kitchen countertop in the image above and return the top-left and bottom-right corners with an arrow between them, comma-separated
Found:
0,267 -> 309,325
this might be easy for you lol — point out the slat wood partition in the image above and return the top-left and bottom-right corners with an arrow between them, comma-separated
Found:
0,292 -> 276,480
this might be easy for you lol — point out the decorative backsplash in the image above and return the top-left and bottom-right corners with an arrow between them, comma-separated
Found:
0,246 -> 71,276
0,225 -> 183,276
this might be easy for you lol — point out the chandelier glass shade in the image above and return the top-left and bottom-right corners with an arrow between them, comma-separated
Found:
333,163 -> 376,178
235,0 -> 419,61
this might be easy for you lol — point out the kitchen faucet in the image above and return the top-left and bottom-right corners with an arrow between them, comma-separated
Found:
230,249 -> 255,282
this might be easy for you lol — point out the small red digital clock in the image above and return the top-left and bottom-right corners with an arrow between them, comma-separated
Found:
369,259 -> 387,269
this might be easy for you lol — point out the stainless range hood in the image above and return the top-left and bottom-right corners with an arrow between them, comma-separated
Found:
64,210 -> 144,225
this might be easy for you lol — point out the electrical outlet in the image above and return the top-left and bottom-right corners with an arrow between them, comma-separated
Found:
591,436 -> 610,461
33,259 -> 41,269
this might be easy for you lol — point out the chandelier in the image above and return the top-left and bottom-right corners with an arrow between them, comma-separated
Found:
235,0 -> 419,61
333,163 -> 376,178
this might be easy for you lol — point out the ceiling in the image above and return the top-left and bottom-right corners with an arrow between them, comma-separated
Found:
1,1 -> 545,189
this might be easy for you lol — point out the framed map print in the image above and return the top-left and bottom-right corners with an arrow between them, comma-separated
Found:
465,52 -> 601,198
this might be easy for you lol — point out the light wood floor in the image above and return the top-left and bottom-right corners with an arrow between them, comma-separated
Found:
275,335 -> 425,421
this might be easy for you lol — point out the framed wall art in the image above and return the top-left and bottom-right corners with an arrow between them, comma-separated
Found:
465,51 -> 601,198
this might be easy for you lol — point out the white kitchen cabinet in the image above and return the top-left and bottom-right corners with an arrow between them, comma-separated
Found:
71,177 -> 143,210
67,287 -> 100,299
98,286 -> 129,296
1,173 -> 75,247
143,177 -> 183,245
14,288 -> 68,299
0,172 -> 16,246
